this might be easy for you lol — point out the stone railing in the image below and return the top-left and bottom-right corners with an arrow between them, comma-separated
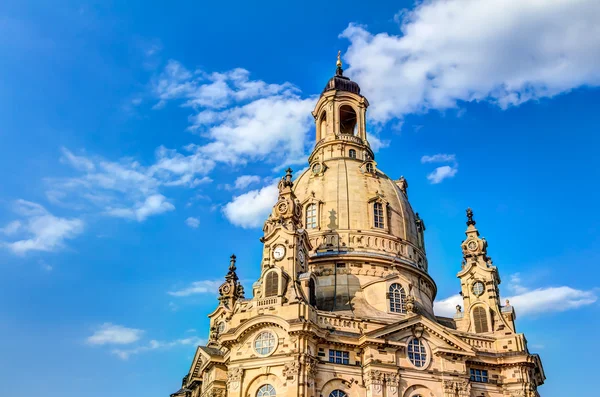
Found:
338,134 -> 363,144
317,314 -> 368,332
462,336 -> 494,351
257,297 -> 280,308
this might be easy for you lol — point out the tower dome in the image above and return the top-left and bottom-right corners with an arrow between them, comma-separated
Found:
286,55 -> 436,318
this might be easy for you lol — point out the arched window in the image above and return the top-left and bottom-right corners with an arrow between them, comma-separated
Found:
366,162 -> 374,173
349,149 -> 356,159
407,338 -> 428,367
329,390 -> 347,397
319,111 -> 327,139
473,306 -> 489,333
374,202 -> 384,228
389,283 -> 406,313
339,105 -> 357,135
265,272 -> 279,297
305,203 -> 317,229
257,384 -> 276,397
309,278 -> 317,307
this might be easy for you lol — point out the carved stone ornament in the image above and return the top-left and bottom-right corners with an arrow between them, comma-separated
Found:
283,360 -> 301,382
406,295 -> 417,314
227,367 -> 243,390
442,379 -> 471,397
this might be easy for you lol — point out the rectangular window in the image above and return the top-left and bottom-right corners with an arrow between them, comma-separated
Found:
306,204 -> 317,229
470,369 -> 489,383
374,202 -> 384,229
328,349 -> 350,365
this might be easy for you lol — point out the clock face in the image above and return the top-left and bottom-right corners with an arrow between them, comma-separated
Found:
273,245 -> 286,260
467,240 -> 478,251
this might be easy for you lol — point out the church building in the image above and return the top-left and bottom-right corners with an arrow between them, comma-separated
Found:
170,55 -> 545,397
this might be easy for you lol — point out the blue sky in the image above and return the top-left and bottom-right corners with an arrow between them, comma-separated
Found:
1,0 -> 599,396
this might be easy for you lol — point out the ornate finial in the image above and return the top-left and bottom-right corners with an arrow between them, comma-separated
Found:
225,254 -> 238,282
456,304 -> 462,313
336,50 -> 342,68
229,254 -> 236,271
281,168 -> 293,188
466,207 -> 476,226
505,299 -> 510,306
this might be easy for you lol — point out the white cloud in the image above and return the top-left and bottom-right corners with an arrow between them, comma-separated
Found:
168,280 -> 222,297
434,273 -> 597,317
234,175 -> 261,190
426,165 -> 458,184
222,182 -> 279,228
111,336 -> 205,360
153,60 -> 316,166
105,194 -> 175,222
185,217 -> 200,228
1,200 -> 84,255
0,220 -> 22,235
421,154 -> 456,163
341,0 -> 600,124
86,323 -> 144,346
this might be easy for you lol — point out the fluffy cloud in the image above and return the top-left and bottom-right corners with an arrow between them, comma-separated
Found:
427,165 -> 458,184
168,280 -> 222,297
341,0 -> 600,124
434,273 -> 597,317
222,182 -> 279,228
1,200 -> 84,255
185,217 -> 200,228
153,61 -> 315,166
86,323 -> 144,346
421,153 -> 458,184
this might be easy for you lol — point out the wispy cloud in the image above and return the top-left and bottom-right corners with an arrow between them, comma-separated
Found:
234,175 -> 261,190
0,200 -> 84,255
105,194 -> 175,222
342,0 -> 600,125
86,323 -> 144,346
168,280 -> 222,297
111,336 -> 205,360
421,154 -> 456,164
434,273 -> 597,317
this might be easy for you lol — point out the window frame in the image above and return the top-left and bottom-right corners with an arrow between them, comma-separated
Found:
329,391 -> 348,397
254,331 -> 277,356
257,384 -> 276,397
264,271 -> 279,297
328,349 -> 350,365
470,368 -> 489,383
349,149 -> 357,159
305,203 -> 317,229
406,337 -> 429,369
373,202 -> 385,229
472,305 -> 490,333
389,283 -> 407,314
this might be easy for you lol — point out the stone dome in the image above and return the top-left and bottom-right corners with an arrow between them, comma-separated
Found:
292,157 -> 427,272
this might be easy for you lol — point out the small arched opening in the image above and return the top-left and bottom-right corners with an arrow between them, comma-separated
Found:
265,272 -> 279,297
319,111 -> 328,138
339,105 -> 357,135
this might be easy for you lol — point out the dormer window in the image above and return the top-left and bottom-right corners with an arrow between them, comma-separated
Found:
349,149 -> 356,159
305,203 -> 317,229
366,162 -> 374,173
374,202 -> 384,228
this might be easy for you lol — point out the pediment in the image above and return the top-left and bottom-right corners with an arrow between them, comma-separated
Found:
187,345 -> 225,382
363,315 -> 476,356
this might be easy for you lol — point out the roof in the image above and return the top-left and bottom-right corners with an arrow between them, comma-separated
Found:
322,67 -> 361,96
198,346 -> 224,356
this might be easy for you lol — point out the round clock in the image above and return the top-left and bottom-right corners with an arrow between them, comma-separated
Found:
277,202 -> 288,215
273,245 -> 286,260
467,240 -> 478,251
312,163 -> 322,174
